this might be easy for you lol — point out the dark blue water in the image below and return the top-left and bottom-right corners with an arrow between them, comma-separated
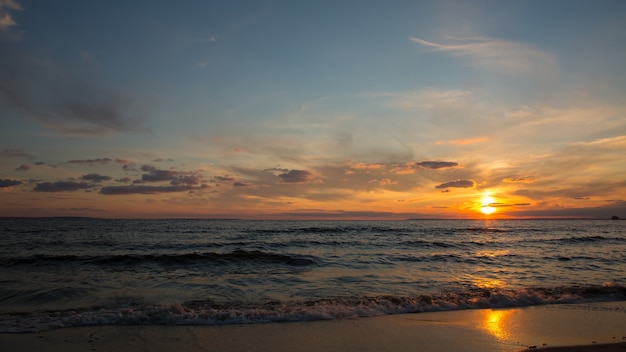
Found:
1,218 -> 624,332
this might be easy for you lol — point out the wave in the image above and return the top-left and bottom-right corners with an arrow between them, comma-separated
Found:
1,250 -> 319,268
2,284 -> 624,333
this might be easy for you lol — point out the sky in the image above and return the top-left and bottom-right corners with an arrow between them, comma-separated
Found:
1,0 -> 625,219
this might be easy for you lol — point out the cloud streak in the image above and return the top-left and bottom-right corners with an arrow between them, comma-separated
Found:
0,178 -> 21,187
1,148 -> 34,159
416,161 -> 459,169
435,180 -> 476,189
410,36 -> 555,76
81,173 -> 113,182
99,184 -> 204,195
34,181 -> 94,192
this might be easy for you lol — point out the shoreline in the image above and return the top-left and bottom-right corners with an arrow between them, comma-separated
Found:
2,301 -> 625,352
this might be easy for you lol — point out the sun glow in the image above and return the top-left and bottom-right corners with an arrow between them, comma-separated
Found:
480,195 -> 496,215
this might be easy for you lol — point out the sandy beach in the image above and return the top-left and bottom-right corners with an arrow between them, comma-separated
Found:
2,301 -> 625,352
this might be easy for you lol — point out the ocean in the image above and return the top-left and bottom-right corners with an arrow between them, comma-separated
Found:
1,218 -> 625,332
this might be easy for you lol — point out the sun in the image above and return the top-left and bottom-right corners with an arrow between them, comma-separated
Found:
480,195 -> 497,215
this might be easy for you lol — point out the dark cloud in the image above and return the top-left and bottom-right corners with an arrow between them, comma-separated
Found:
0,178 -> 22,187
138,165 -> 204,186
417,161 -> 459,169
34,181 -> 94,192
141,164 -> 157,172
213,175 -> 236,183
122,163 -> 137,172
171,175 -> 203,186
115,177 -> 132,183
142,169 -> 180,182
0,56 -> 149,137
68,158 -> 114,165
81,173 -> 112,182
435,180 -> 476,189
0,148 -> 34,159
279,169 -> 313,183
233,181 -> 251,187
14,164 -> 29,171
99,184 -> 199,195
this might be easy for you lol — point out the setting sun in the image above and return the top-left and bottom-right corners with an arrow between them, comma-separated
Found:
480,195 -> 497,215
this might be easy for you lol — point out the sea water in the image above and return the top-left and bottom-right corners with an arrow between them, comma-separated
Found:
0,218 -> 624,332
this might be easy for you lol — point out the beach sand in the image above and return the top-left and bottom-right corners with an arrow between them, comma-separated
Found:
2,301 -> 625,352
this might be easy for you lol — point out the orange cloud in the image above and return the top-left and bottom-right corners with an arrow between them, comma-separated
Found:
503,176 -> 537,183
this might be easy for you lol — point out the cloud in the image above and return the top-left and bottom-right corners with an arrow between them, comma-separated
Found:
503,176 -> 537,183
435,179 -> 476,189
14,164 -> 29,171
0,0 -> 21,35
0,178 -> 21,187
369,178 -> 397,186
138,166 -> 203,186
115,177 -> 132,183
141,169 -> 180,182
350,163 -> 386,170
416,161 -> 459,169
67,158 -> 128,166
99,184 -> 204,195
0,57 -> 149,137
410,36 -> 555,76
0,148 -> 34,159
279,169 -> 314,183
34,181 -> 94,192
81,173 -> 113,182
213,175 -> 236,183
574,135 -> 626,148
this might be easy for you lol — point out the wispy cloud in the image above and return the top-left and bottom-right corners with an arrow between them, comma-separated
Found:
0,0 -> 21,38
574,135 -> 626,147
0,148 -> 34,159
410,36 -> 555,76
0,57 -> 150,137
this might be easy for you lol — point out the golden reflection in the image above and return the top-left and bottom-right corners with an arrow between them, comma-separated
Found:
473,277 -> 507,289
481,309 -> 513,341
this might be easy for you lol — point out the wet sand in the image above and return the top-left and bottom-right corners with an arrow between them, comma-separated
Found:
2,301 -> 625,352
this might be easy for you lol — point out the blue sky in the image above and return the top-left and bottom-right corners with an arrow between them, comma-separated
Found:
1,0 -> 625,218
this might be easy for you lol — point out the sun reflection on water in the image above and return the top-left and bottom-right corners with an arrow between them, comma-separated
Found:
481,309 -> 513,341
